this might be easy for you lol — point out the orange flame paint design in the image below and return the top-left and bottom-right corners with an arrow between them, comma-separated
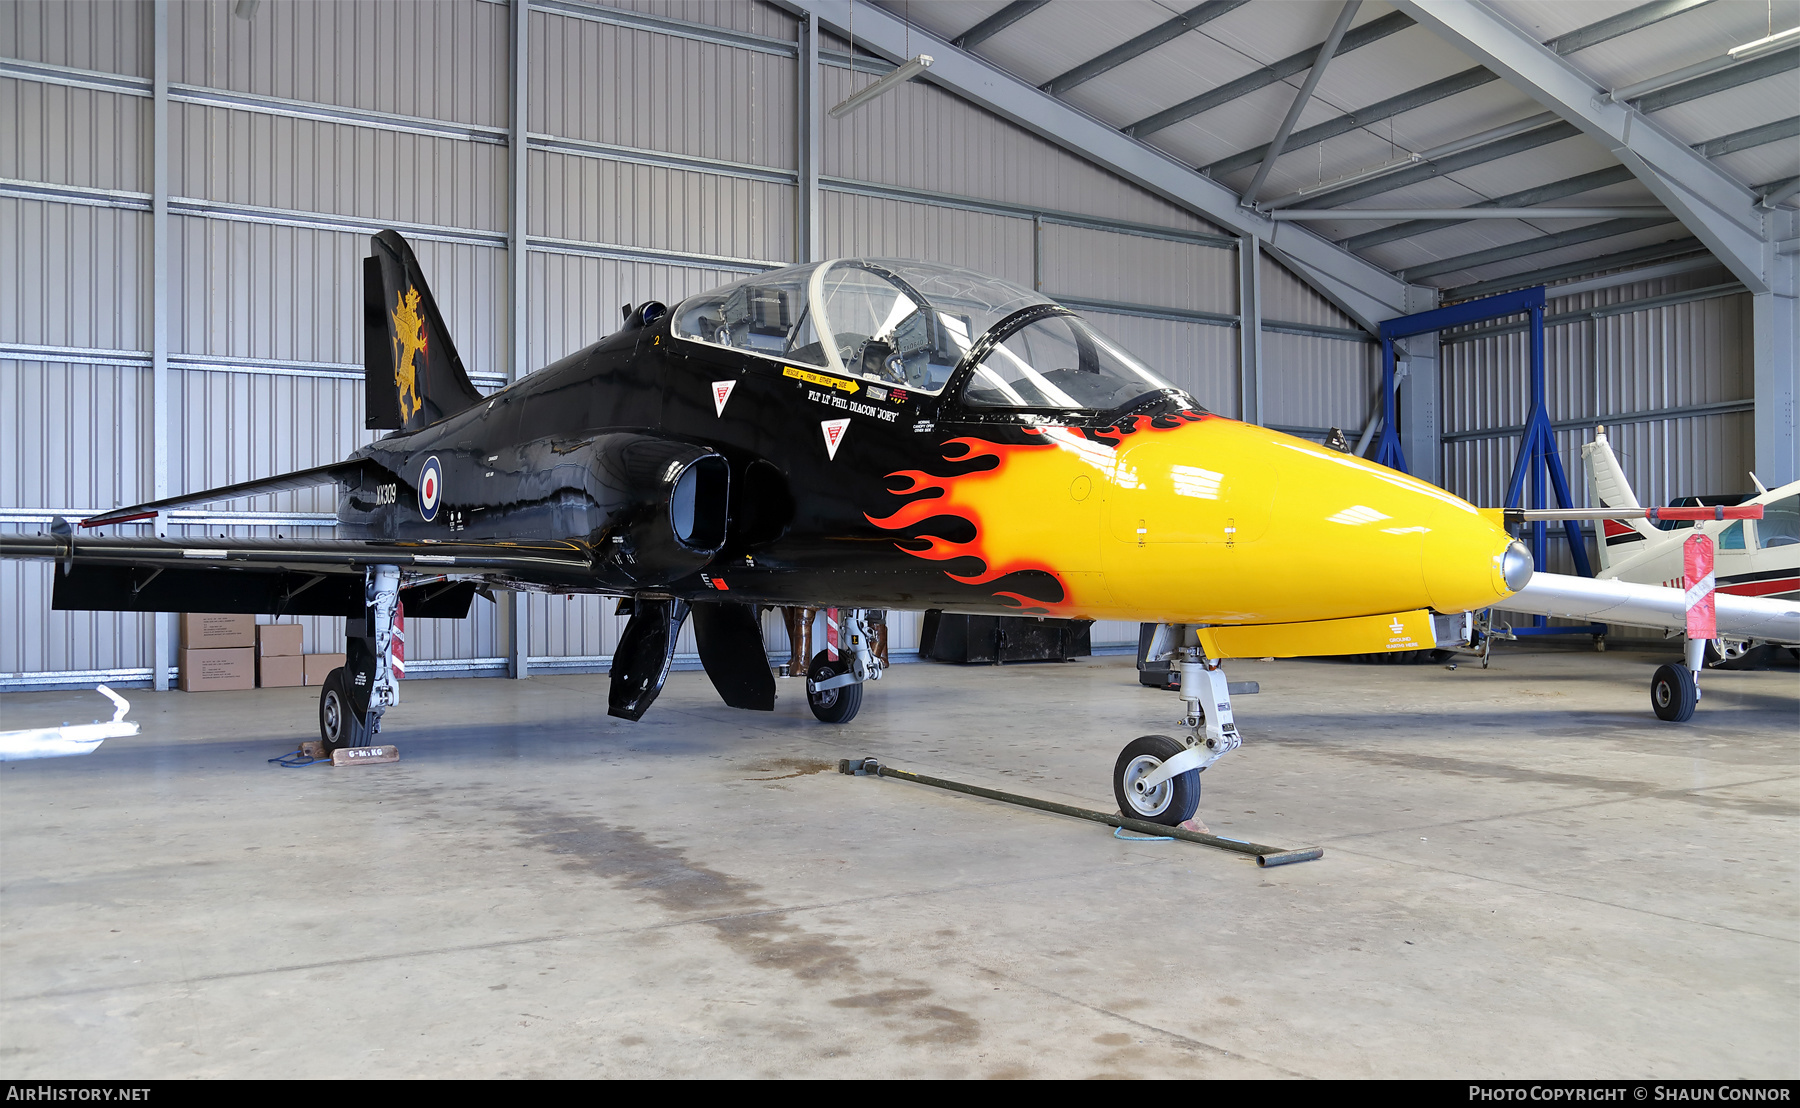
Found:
866,411 -> 1212,613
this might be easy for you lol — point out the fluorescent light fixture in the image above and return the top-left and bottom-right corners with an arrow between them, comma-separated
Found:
233,0 -> 260,19
1729,25 -> 1800,57
830,55 -> 933,119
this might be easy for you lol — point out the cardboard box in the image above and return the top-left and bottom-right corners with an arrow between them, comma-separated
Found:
178,647 -> 255,692
257,623 -> 305,657
179,613 -> 256,650
258,654 -> 305,688
304,654 -> 346,686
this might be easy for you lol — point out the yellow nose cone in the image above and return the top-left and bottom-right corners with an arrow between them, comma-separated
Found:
1421,502 -> 1529,614
1098,420 -> 1524,624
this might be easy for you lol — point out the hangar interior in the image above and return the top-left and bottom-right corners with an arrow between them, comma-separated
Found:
1,0 -> 1797,1081
4,0 -> 1794,689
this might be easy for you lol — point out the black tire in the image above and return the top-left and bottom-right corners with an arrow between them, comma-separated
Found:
806,650 -> 863,724
1113,734 -> 1201,826
1650,663 -> 1698,723
319,667 -> 371,752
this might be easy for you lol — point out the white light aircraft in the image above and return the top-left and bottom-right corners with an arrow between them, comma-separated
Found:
1499,427 -> 1799,721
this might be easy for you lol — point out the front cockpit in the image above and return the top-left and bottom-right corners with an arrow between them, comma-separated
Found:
672,259 -> 1186,417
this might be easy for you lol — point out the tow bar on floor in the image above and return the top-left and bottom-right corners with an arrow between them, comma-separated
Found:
839,757 -> 1322,867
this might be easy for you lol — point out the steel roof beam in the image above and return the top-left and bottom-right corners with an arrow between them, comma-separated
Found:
1392,1 -> 1770,293
1340,166 -> 1636,251
1208,45 -> 1783,198
1764,177 -> 1800,208
1041,1 -> 1247,97
1205,0 -> 1716,181
1244,1 -> 1362,205
1543,0 -> 1717,55
952,1 -> 1047,50
1286,120 -> 1582,210
1339,117 -> 1795,251
776,0 -> 1416,330
1279,206 -> 1664,220
1124,11 -> 1414,138
1631,47 -> 1799,113
1442,237 -> 1707,301
1695,115 -> 1800,158
1206,66 -> 1497,179
1400,217 -> 1677,283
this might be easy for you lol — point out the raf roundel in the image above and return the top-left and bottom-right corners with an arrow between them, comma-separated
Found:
418,455 -> 443,522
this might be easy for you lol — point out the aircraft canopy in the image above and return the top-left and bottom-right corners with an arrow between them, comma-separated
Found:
673,259 -> 1178,412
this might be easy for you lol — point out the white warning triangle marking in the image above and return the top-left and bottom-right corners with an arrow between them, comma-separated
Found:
711,380 -> 735,417
821,418 -> 850,460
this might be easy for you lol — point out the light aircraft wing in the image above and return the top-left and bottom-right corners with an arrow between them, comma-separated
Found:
1505,571 -> 1800,644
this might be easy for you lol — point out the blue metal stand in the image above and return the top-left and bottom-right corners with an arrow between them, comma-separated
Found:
1376,286 -> 1601,639
1374,331 -> 1407,472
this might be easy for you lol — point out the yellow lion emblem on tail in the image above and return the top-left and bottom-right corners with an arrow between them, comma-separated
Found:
391,286 -> 428,422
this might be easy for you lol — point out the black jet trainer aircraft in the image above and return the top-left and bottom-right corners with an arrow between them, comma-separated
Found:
3,231 -> 1528,825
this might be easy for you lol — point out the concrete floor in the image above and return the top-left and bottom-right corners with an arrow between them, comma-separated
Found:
1,646 -> 1795,1078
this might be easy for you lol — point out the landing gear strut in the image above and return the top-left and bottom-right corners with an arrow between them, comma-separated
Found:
1112,629 -> 1242,826
319,564 -> 403,752
804,607 -> 884,723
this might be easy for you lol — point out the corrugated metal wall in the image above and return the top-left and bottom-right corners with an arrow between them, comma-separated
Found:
7,0 -> 1704,689
1440,263 -> 1753,582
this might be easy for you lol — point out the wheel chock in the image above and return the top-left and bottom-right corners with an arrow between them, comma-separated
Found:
331,744 -> 399,767
839,757 -> 1322,867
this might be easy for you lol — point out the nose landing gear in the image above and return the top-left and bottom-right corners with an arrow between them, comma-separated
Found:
1115,734 -> 1200,822
1112,632 -> 1242,826
803,608 -> 885,724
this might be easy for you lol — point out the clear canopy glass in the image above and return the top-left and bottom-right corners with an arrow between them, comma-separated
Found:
960,312 -> 1176,412
673,259 -> 1173,409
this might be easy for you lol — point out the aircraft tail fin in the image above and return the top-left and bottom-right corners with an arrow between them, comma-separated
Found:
1582,425 -> 1655,571
364,230 -> 484,433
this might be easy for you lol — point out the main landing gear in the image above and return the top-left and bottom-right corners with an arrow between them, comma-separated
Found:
1650,636 -> 1708,723
1112,629 -> 1242,826
319,564 -> 404,752
803,608 -> 885,724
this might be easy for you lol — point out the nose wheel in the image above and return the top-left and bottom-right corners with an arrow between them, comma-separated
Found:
1114,734 -> 1201,826
806,650 -> 863,724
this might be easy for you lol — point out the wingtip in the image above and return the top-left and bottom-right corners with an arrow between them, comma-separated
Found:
79,510 -> 157,528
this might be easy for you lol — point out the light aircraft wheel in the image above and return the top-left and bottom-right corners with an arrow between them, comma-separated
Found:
1113,734 -> 1200,827
806,650 -> 863,725
1650,663 -> 1698,723
319,668 -> 371,752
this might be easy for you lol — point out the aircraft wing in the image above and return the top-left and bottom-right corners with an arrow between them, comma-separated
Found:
77,461 -> 372,527
0,524 -> 596,618
1505,572 -> 1800,644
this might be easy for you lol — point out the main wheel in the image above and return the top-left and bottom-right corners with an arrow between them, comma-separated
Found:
319,667 -> 371,752
1650,663 -> 1698,723
806,650 -> 863,724
1113,734 -> 1201,826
